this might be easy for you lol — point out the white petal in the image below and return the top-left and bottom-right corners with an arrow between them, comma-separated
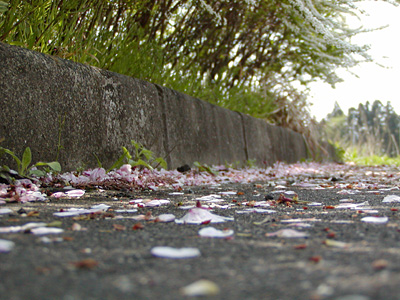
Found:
383,195 -> 400,203
145,200 -> 170,207
361,216 -> 389,224
151,246 -> 200,259
0,239 -> 15,252
181,279 -> 220,296
175,208 -> 233,224
266,229 -> 309,238
236,208 -> 276,214
0,208 -> 13,215
114,209 -> 138,213
156,214 -> 176,222
30,227 -> 64,235
198,227 -> 234,238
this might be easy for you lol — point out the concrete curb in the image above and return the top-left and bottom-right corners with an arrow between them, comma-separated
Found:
0,42 -> 313,171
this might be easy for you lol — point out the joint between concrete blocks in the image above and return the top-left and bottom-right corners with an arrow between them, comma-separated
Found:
155,84 -> 172,168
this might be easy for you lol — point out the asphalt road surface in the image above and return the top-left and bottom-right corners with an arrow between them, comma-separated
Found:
2,168 -> 400,300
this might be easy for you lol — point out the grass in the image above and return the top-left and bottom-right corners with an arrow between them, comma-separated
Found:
345,149 -> 400,166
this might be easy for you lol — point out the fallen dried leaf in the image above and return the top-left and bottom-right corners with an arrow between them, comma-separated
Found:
132,223 -> 144,230
372,259 -> 388,270
294,244 -> 307,250
309,256 -> 322,263
113,224 -> 126,231
71,258 -> 98,269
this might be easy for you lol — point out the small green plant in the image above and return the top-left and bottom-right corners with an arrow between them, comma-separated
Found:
104,140 -> 167,172
193,162 -> 218,176
0,146 -> 61,178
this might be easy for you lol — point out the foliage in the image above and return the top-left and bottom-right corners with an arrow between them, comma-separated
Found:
104,140 -> 167,172
0,146 -> 61,178
344,150 -> 400,167
0,0 -> 389,136
321,100 -> 400,158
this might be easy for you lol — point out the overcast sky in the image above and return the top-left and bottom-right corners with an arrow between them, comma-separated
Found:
308,1 -> 400,121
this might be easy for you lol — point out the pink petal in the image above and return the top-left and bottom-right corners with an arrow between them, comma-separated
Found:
65,189 -> 85,198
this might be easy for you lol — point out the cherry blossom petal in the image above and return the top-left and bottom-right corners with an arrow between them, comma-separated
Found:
65,189 -> 86,198
361,216 -> 389,224
236,208 -> 276,214
51,192 -> 67,198
156,214 -> 176,222
0,239 -> 15,252
30,227 -> 64,235
383,195 -> 400,203
266,229 -> 309,238
151,246 -> 200,259
0,208 -> 13,215
198,227 -> 234,238
175,208 -> 234,224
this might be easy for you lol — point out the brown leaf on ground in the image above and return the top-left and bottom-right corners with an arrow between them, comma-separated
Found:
71,258 -> 98,269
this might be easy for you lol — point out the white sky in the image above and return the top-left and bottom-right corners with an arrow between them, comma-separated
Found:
308,1 -> 400,121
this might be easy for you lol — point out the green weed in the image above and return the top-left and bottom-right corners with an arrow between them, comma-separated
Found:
104,140 -> 167,172
0,146 -> 61,178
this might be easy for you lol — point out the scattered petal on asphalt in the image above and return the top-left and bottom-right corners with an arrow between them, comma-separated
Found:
40,236 -> 64,243
181,279 -> 220,296
218,191 -> 237,195
235,208 -> 276,214
129,199 -> 170,207
266,229 -> 309,238
195,195 -> 224,202
0,222 -> 48,233
0,239 -> 15,252
242,201 -> 271,207
114,209 -> 138,213
51,192 -> 67,198
382,195 -> 400,203
198,227 -> 234,238
281,218 -> 321,223
307,202 -> 322,206
336,201 -> 369,209
156,214 -> 176,222
30,227 -> 64,235
53,204 -> 110,217
175,208 -> 234,224
361,216 -> 389,224
144,200 -> 170,207
151,246 -> 201,259
0,208 -> 13,215
65,189 -> 86,198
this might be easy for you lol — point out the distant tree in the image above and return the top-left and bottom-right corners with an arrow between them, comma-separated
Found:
323,100 -> 400,157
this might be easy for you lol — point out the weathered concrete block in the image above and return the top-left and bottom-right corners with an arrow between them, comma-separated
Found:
0,42 -> 165,171
212,106 -> 247,165
157,85 -> 222,168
